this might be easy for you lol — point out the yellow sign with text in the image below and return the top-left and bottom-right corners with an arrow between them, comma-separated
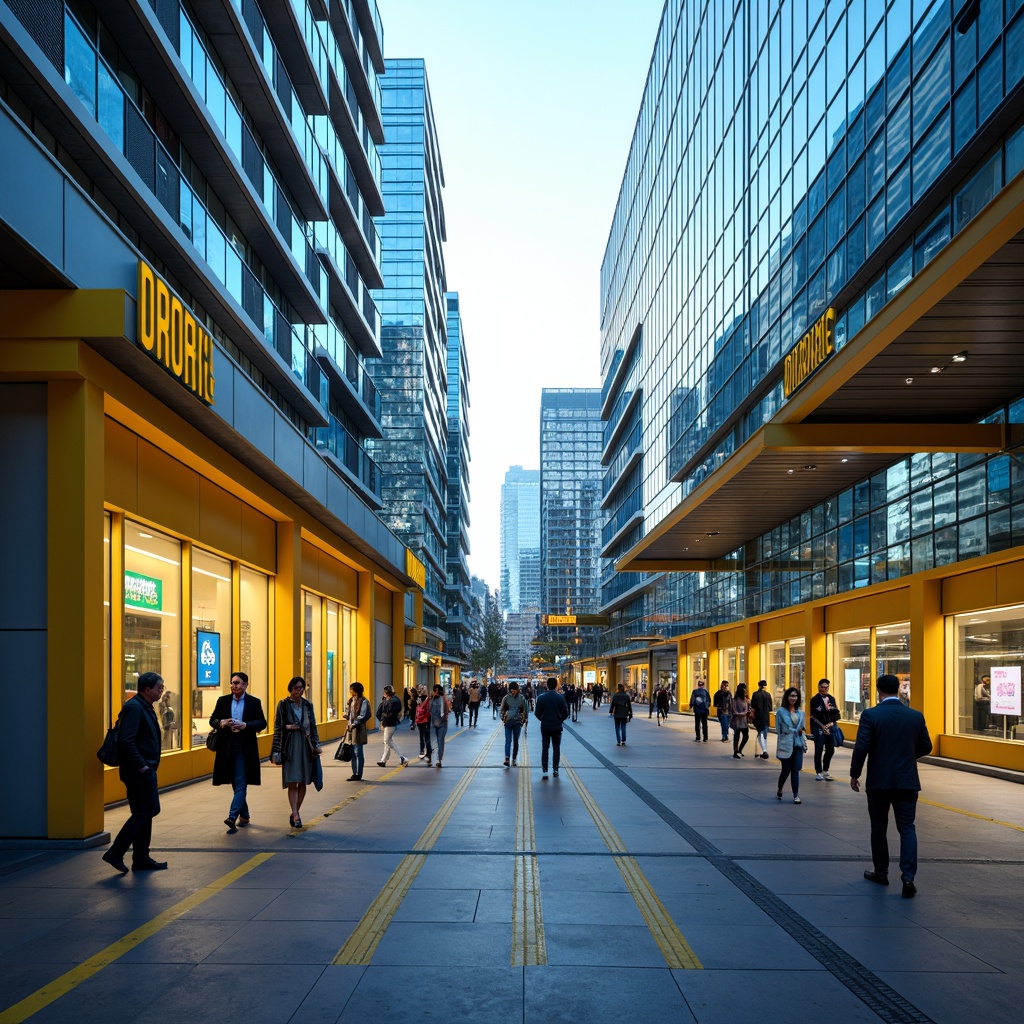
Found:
137,260 -> 215,405
405,549 -> 426,589
783,306 -> 836,399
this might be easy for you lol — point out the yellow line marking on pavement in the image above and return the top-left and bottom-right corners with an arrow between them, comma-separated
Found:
561,759 -> 702,970
512,739 -> 546,966
919,798 -> 1024,833
0,853 -> 273,1024
332,730 -> 498,965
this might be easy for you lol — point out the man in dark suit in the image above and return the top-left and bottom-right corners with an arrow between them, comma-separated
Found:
534,677 -> 569,778
210,671 -> 266,832
103,672 -> 167,873
850,674 -> 932,897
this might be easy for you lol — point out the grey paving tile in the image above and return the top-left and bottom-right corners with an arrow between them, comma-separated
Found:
118,920 -> 247,964
924,926 -> 1024,972
524,965 -> 695,1022
0,886 -> 118,918
537,853 -> 627,891
199,920 -> 348,965
543,923 -> 665,967
660,890 -> 779,928
679,924 -> 823,971
290,964 -> 363,1024
822,925 -> 999,973
672,968 -> 885,1023
370,921 -> 511,965
876,969 -> 1023,1024
0,961 -> 80,1010
538,888 -> 645,925
391,887 -> 480,922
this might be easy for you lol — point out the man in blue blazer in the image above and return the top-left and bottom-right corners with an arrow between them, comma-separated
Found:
850,674 -> 932,898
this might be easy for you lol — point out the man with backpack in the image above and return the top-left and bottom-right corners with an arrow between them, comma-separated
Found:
689,679 -> 711,742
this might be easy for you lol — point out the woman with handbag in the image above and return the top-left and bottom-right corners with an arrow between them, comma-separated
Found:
414,686 -> 433,764
344,681 -> 371,782
730,683 -> 751,758
775,687 -> 807,804
272,676 -> 321,828
428,683 -> 452,768
809,678 -> 840,780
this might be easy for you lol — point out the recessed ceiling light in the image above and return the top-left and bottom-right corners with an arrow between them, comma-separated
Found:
840,457 -> 849,463
707,531 -> 719,537
951,351 -> 968,363
905,377 -> 914,384
138,532 -> 153,539
804,464 -> 817,471
931,366 -> 942,374
787,468 -> 794,474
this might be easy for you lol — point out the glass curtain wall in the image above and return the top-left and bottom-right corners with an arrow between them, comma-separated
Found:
191,548 -> 232,748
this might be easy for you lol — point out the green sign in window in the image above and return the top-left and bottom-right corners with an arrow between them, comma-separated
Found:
125,570 -> 163,611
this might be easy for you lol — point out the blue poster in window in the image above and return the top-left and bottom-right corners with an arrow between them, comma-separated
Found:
197,629 -> 220,687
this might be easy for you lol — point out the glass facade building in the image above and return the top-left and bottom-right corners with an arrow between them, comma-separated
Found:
598,0 -> 1024,770
500,465 -> 541,614
444,291 -> 473,663
370,58 -> 451,643
0,0 -> 434,839
540,389 -> 604,618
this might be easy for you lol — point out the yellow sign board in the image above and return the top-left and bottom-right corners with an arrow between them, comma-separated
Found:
783,306 -> 836,399
137,260 -> 215,405
405,549 -> 426,589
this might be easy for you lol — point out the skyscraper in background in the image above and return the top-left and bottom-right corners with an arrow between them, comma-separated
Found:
371,58 -> 450,656
444,292 -> 472,664
500,466 -> 540,614
540,389 -> 603,618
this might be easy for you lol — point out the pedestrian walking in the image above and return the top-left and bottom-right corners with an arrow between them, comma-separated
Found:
428,683 -> 451,768
775,687 -> 806,804
415,686 -> 433,764
713,681 -> 733,742
210,671 -> 265,832
809,678 -> 840,780
535,676 -> 569,778
689,679 -> 711,741
375,684 -> 408,768
102,672 -> 167,873
451,683 -> 466,727
500,681 -> 528,767
850,674 -> 933,898
609,683 -> 633,746
656,686 -> 670,725
731,683 -> 751,758
343,682 -> 371,782
271,676 -> 321,829
750,679 -> 773,758
467,679 -> 481,727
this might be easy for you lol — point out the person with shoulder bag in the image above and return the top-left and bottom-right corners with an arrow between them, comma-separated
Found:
428,683 -> 452,768
344,681 -> 371,782
775,687 -> 807,804
499,681 -> 528,767
809,678 -> 840,780
272,676 -> 321,828
609,683 -> 633,746
375,684 -> 408,769
750,680 -> 773,759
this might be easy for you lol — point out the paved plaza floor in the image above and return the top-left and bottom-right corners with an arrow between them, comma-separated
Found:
1,704 -> 1022,1023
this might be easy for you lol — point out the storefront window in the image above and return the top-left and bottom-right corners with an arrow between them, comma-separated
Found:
766,640 -> 787,703
304,591 -> 323,715
953,605 -> 1024,742
876,623 -> 910,704
342,605 -> 354,705
326,599 -> 341,721
689,651 -> 707,692
789,639 -> 805,700
653,649 -> 677,708
191,548 -> 232,749
239,566 -> 269,717
720,646 -> 745,688
123,521 -> 181,748
834,627 -> 871,721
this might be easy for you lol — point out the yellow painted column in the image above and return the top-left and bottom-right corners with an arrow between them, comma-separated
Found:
392,589 -> 405,693
47,379 -> 105,840
910,577 -> 943,732
356,570 -> 375,688
275,520 -> 301,697
746,621 -> 762,684
805,605 -> 826,697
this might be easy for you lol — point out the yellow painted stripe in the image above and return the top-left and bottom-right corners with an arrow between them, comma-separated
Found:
512,741 -> 546,966
918,797 -> 1024,833
333,730 -> 498,965
561,760 -> 702,970
0,853 -> 273,1024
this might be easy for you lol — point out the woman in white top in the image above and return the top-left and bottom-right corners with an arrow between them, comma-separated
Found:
775,687 -> 807,804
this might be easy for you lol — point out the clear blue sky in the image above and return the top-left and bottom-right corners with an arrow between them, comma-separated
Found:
379,0 -> 665,591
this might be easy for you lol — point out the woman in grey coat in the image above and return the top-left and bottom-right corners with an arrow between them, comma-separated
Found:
775,687 -> 807,804
272,676 -> 321,828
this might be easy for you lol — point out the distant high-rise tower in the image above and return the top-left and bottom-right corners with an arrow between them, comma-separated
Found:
371,59 -> 450,645
500,467 -> 540,614
444,293 -> 472,662
540,390 -> 603,617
